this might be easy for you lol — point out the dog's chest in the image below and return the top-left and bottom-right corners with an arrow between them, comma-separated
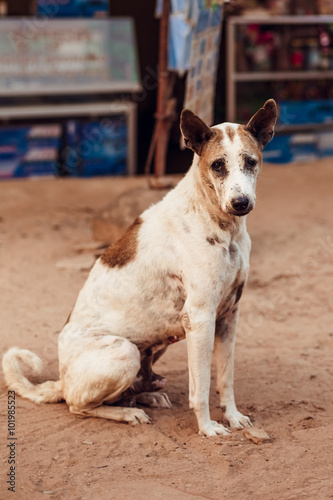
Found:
215,237 -> 249,318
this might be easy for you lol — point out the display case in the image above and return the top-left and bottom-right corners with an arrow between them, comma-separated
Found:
226,15 -> 333,127
0,18 -> 141,178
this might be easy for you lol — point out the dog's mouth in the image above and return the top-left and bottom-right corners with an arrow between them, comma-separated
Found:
234,208 -> 253,217
228,205 -> 254,217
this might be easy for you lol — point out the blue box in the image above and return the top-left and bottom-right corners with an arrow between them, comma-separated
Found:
279,100 -> 333,126
62,117 -> 128,176
79,158 -> 127,177
317,132 -> 333,157
289,133 -> 318,162
0,147 -> 20,179
263,132 -> 322,164
14,161 -> 58,178
0,125 -> 62,151
309,101 -> 333,124
37,0 -> 109,17
0,124 -> 62,178
0,149 -> 58,179
263,135 -> 292,164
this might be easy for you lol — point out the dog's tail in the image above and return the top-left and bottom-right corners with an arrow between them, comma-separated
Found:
2,347 -> 63,404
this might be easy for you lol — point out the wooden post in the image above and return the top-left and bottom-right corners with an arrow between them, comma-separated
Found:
154,0 -> 171,178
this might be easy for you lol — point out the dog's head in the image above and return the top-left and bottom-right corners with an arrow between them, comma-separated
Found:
180,100 -> 278,217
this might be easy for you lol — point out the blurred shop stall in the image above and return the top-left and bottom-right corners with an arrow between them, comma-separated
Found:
147,0 -> 225,178
1,0 -> 333,179
224,0 -> 333,163
0,0 -> 141,179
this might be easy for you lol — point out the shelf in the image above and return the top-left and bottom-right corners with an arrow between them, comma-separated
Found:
226,15 -> 333,122
228,15 -> 333,25
234,71 -> 333,82
0,82 -> 142,98
276,122 -> 333,133
0,101 -> 136,120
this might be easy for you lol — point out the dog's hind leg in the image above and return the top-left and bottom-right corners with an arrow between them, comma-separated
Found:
135,391 -> 171,408
60,333 -> 150,425
121,345 -> 171,408
69,404 -> 151,425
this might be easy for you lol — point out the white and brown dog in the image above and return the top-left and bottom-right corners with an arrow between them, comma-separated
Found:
3,100 -> 277,437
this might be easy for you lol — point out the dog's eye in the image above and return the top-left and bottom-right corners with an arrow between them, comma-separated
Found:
211,159 -> 227,175
244,157 -> 257,171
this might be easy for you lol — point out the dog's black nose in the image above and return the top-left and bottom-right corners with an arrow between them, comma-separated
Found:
231,196 -> 250,213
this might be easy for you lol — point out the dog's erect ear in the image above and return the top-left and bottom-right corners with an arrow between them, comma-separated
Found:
180,109 -> 214,156
245,99 -> 278,148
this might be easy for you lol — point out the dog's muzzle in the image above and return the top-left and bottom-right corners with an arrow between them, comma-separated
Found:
230,196 -> 253,216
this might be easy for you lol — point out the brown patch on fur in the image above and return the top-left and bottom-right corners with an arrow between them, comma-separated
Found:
225,125 -> 236,142
237,125 -> 263,160
201,172 -> 215,191
229,243 -> 238,259
218,218 -> 231,231
207,234 -> 222,246
208,212 -> 231,233
213,127 -> 224,141
169,273 -> 183,284
191,127 -> 238,232
215,318 -> 229,343
101,217 -> 143,268
173,296 -> 186,311
198,128 -> 225,182
208,127 -> 224,145
182,312 -> 191,331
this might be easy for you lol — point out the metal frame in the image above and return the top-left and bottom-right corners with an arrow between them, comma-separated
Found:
0,82 -> 142,98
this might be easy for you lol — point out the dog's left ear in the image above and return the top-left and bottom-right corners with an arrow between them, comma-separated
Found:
180,109 -> 214,156
245,99 -> 278,148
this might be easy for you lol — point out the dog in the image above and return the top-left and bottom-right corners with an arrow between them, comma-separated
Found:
2,99 -> 277,437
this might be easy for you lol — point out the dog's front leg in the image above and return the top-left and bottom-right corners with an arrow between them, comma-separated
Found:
214,309 -> 252,429
184,309 -> 231,437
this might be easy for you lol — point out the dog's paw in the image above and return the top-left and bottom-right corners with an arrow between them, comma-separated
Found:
136,392 -> 172,409
223,409 -> 252,429
152,375 -> 167,391
126,408 -> 151,425
199,420 -> 231,437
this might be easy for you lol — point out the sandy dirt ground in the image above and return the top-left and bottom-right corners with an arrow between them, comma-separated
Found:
0,159 -> 333,500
